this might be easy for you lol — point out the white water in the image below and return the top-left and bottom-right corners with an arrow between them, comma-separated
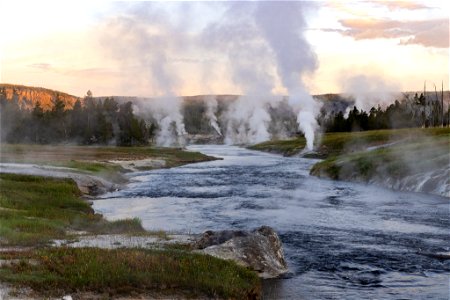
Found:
94,145 -> 449,299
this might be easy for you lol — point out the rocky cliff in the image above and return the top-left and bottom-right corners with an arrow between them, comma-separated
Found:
0,84 -> 80,111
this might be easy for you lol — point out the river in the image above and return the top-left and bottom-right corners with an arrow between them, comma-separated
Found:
93,145 -> 449,299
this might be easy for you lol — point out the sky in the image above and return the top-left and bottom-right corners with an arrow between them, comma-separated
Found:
0,0 -> 448,97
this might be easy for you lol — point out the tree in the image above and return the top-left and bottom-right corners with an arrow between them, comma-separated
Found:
49,96 -> 67,141
31,101 -> 45,143
69,99 -> 85,141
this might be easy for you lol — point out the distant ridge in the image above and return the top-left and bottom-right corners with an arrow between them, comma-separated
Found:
0,84 -> 80,111
1,84 -> 448,111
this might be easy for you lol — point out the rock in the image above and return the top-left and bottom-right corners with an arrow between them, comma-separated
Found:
194,229 -> 249,249
194,226 -> 288,278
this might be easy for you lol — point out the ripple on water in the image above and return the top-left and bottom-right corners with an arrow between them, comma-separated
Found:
94,145 -> 450,299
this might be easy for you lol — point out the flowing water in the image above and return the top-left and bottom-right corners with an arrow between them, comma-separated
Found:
94,145 -> 449,299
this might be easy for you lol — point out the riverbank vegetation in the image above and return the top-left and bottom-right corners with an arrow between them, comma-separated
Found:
310,131 -> 449,180
0,173 -> 261,298
0,173 -> 146,247
250,128 -> 450,194
319,93 -> 449,132
250,127 -> 449,157
0,247 -> 260,299
0,144 -> 217,181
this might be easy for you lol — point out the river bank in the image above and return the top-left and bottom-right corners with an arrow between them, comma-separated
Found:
93,145 -> 450,299
249,128 -> 450,197
0,144 -> 219,194
0,145 -> 261,299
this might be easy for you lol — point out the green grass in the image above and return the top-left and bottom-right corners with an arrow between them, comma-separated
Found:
251,128 -> 450,184
250,127 -> 450,157
249,138 -> 307,156
310,133 -> 450,182
0,174 -> 261,298
0,247 -> 261,299
0,173 -> 145,246
0,144 -> 218,183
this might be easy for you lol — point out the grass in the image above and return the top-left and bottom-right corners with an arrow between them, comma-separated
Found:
0,173 -> 261,298
310,133 -> 450,182
250,127 -> 450,185
0,173 -> 146,246
0,144 -> 218,182
250,127 -> 450,158
0,247 -> 261,299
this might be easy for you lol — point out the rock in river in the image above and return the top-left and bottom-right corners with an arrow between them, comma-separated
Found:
194,226 -> 289,278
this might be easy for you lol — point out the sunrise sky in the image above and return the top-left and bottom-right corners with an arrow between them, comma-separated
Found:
0,0 -> 448,97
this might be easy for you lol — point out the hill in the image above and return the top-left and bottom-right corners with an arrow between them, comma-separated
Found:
0,84 -> 80,111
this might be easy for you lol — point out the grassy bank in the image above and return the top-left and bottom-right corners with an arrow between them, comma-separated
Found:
0,144 -> 218,183
250,128 -> 450,158
0,247 -> 260,299
250,128 -> 450,191
0,173 -> 146,247
0,173 -> 260,298
310,134 -> 449,181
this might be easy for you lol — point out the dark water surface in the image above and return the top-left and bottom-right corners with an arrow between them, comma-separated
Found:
94,145 -> 449,299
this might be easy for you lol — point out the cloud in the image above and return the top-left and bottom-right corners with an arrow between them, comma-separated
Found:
370,1 -> 430,11
27,63 -> 52,70
339,18 -> 449,48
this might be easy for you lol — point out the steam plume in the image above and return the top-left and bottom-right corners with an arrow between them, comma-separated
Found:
99,3 -> 187,146
224,96 -> 272,144
255,2 -> 319,150
99,2 -> 320,147
204,95 -> 222,136
342,74 -> 401,114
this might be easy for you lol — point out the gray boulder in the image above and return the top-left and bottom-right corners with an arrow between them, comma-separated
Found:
194,226 -> 288,278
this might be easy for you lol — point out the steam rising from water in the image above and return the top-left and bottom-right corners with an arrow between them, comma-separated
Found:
224,96 -> 272,144
134,97 -> 186,147
100,2 -> 320,148
342,74 -> 401,114
204,96 -> 221,136
255,2 -> 319,150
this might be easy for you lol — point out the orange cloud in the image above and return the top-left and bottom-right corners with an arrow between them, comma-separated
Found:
371,1 -> 429,11
339,18 -> 449,48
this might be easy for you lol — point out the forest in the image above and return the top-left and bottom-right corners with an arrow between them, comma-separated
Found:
319,92 -> 449,132
0,87 -> 448,146
0,90 -> 153,146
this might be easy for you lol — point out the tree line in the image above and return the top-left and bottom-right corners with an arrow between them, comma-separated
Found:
319,93 -> 450,132
0,90 -> 155,146
1,88 -> 448,146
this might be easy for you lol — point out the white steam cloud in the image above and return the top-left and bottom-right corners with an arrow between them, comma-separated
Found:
200,2 -> 320,148
98,3 -> 188,147
255,2 -> 319,150
224,97 -> 272,145
342,74 -> 402,114
204,95 -> 222,136
98,2 -> 320,148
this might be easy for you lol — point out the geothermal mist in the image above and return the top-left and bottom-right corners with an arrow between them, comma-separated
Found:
100,2 -> 320,148
224,96 -> 272,144
255,2 -> 319,150
204,96 -> 222,136
342,74 -> 401,115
